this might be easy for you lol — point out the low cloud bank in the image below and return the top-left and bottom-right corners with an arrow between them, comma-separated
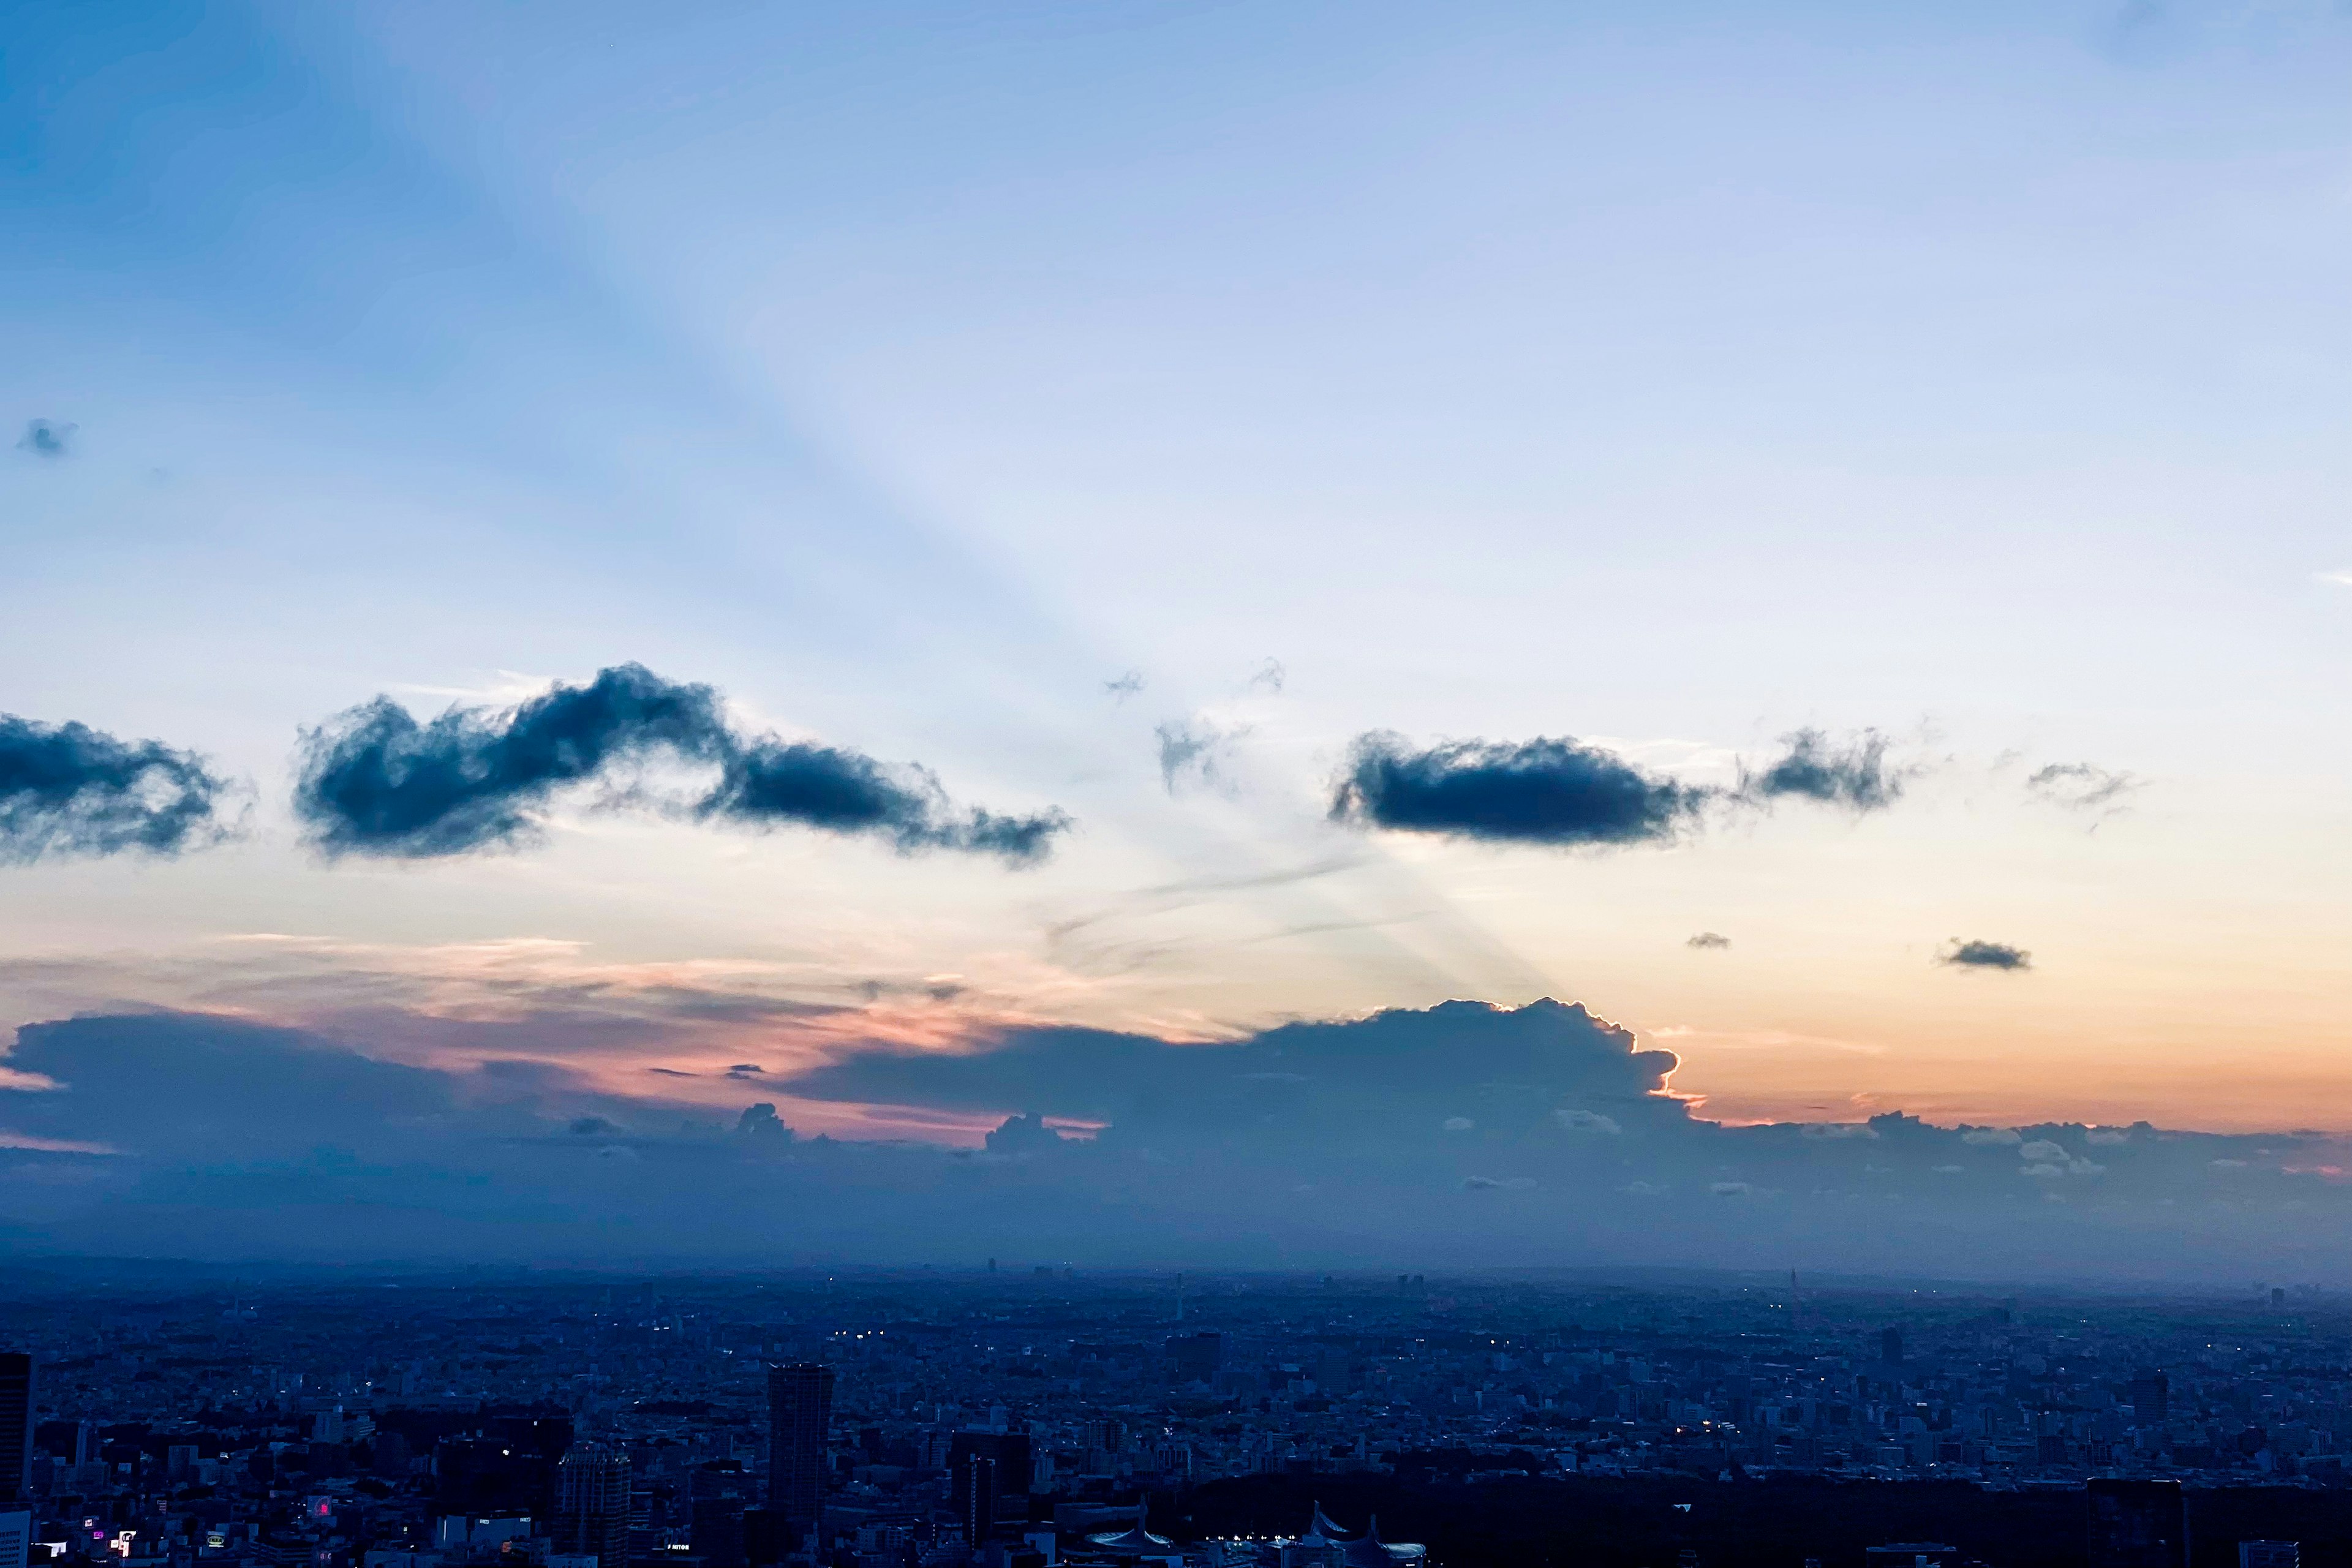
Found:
2,1000 -> 2345,1278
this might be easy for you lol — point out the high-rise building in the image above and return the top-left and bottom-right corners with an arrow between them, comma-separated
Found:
2241,1544 -> 2299,1568
2088,1479 -> 2188,1568
0,1356 -> 29,1505
551,1446 -> 633,1568
0,1507 -> 29,1568
765,1364 -> 835,1539
952,1453 -> 996,1544
1880,1327 -> 1905,1367
2130,1374 -> 2171,1424
946,1432 -> 1030,1528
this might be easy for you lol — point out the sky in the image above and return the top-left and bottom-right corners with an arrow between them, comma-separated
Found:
3,0 -> 2351,1272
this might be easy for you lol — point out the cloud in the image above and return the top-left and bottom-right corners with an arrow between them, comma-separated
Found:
6,1004 -> 2349,1275
1154,718 -> 1245,795
2027,762 -> 2138,815
1103,671 -> 1146,701
1248,659 -> 1286,694
17,420 -> 74,458
702,737 -> 1069,863
2318,571 -> 2352,589
1330,733 -> 1707,846
1961,1127 -> 2024,1146
0,714 -> 236,863
984,1111 -> 1065,1155
1442,1116 -> 1475,1132
1937,938 -> 2032,971
293,663 -> 1068,864
1740,728 -> 1904,811
1555,1108 -> 1622,1135
1686,932 -> 1731,950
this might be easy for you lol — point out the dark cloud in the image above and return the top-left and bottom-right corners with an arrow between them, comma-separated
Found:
1939,938 -> 2032,971
0,714 -> 235,862
2027,762 -> 2137,814
984,1112 -> 1066,1155
1102,671 -> 1145,701
1331,733 -> 1706,846
788,997 -> 1684,1142
17,420 -> 74,458
294,663 -> 1068,864
1686,932 -> 1731,950
736,1103 -> 793,1145
4,1007 -> 2350,1277
1741,728 -> 1903,811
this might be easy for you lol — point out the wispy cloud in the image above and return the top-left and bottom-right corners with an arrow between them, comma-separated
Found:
16,419 -> 74,459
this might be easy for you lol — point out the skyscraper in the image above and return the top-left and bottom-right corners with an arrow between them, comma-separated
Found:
551,1445 -> 632,1568
2089,1479 -> 2188,1568
0,1355 -> 31,1504
765,1364 -> 835,1540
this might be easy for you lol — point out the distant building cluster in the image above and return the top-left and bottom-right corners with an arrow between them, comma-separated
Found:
0,1272 -> 2342,1568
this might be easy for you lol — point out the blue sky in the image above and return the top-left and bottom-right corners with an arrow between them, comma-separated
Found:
3,0 -> 2352,1264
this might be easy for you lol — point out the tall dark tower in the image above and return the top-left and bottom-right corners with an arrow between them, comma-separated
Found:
551,1445 -> 632,1568
765,1364 -> 835,1542
0,1354 -> 31,1503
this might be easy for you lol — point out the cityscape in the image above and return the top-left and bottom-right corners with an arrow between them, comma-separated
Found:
4,1270 -> 2350,1568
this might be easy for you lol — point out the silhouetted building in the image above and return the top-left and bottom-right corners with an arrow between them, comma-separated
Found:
2240,1545 -> 2297,1568
551,1444 -> 632,1567
2131,1374 -> 2171,1423
953,1453 -> 996,1543
766,1363 -> 835,1536
691,1462 -> 752,1568
0,1356 -> 29,1503
2089,1479 -> 2188,1568
947,1431 -> 1031,1519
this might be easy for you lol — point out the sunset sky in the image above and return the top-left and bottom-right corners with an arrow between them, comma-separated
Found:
5,0 -> 2352,1268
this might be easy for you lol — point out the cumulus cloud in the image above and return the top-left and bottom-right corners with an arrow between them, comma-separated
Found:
1248,659 -> 1286,694
1442,1116 -> 1475,1132
1330,733 -> 1707,846
1740,728 -> 1904,811
2027,762 -> 2138,815
0,714 -> 235,862
17,419 -> 74,458
294,663 -> 1068,864
1938,938 -> 2033,971
1686,932 -> 1732,950
1555,1108 -> 1623,1135
4,1005 -> 2345,1275
1961,1128 -> 2023,1146
1103,671 -> 1146,701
